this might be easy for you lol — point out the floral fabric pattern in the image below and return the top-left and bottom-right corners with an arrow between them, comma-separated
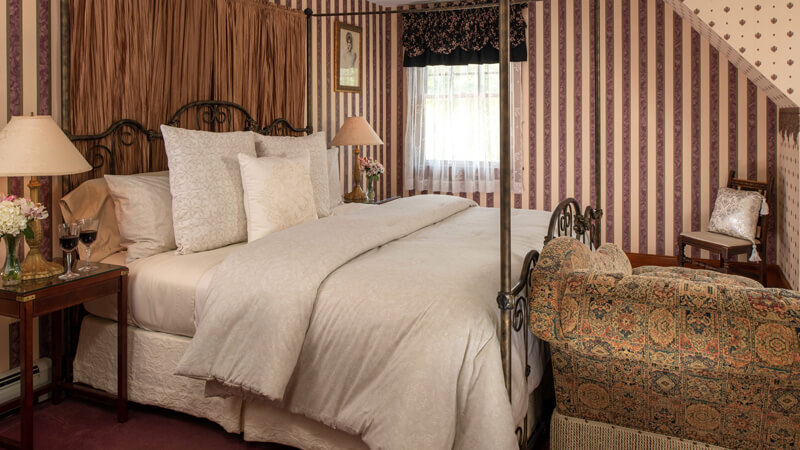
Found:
633,265 -> 763,289
402,0 -> 527,63
707,187 -> 766,243
529,237 -> 800,449
592,243 -> 632,275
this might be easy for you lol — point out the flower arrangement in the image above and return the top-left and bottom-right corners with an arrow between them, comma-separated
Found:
0,195 -> 48,285
358,157 -> 385,202
358,157 -> 385,178
0,195 -> 48,239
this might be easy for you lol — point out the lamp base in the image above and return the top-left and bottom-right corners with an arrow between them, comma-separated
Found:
344,185 -> 367,202
20,250 -> 64,280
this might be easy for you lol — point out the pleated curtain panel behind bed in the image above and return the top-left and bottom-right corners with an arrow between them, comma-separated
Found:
68,0 -> 305,186
402,1 -> 527,196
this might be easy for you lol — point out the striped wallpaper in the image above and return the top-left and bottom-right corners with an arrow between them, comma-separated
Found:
273,0 -> 402,204
0,0 -> 60,372
412,0 -> 779,263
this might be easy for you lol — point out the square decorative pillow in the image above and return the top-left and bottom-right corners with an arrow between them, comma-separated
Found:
238,153 -> 318,242
161,125 -> 255,254
252,132 -> 331,218
707,187 -> 767,243
105,172 -> 176,263
327,148 -> 343,210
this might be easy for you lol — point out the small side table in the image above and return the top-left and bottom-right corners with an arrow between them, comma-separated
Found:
0,262 -> 128,450
344,196 -> 400,205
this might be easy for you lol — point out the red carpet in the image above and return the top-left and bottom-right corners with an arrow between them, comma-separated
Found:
0,397 -> 296,449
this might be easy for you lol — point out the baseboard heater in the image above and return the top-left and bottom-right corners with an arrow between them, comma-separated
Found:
0,358 -> 52,407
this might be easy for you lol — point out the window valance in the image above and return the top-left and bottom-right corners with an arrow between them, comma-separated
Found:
402,1 -> 528,67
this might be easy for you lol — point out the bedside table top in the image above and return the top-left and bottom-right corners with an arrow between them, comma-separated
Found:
344,196 -> 400,205
0,261 -> 125,299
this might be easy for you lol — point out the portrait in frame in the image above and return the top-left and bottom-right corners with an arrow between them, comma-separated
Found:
334,22 -> 362,93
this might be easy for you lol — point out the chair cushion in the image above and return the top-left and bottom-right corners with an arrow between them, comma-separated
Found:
680,230 -> 756,248
632,265 -> 763,288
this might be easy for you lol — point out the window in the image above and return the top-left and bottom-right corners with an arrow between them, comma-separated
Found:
404,63 -> 523,195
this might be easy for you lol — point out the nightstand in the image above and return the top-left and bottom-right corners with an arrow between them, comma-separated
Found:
344,196 -> 400,205
0,262 -> 128,450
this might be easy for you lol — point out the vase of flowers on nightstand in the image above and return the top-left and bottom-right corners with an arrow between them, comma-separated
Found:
359,157 -> 385,203
0,195 -> 48,286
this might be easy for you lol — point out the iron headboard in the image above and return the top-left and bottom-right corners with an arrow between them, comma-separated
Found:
64,100 -> 311,195
544,198 -> 603,250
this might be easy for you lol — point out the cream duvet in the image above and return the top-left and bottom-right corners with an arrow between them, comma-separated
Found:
176,195 -> 550,449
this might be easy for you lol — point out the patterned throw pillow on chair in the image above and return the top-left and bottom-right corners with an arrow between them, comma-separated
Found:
707,187 -> 768,260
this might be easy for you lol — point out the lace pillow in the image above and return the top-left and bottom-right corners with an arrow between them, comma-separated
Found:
161,125 -> 255,254
707,187 -> 766,243
252,132 -> 331,218
238,153 -> 318,242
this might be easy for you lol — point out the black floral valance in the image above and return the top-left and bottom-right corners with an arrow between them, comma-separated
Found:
402,1 -> 527,67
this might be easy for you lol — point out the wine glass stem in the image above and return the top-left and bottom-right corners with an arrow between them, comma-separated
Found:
65,252 -> 73,276
85,246 -> 91,269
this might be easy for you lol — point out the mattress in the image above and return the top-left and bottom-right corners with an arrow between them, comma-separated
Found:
86,203 -> 373,337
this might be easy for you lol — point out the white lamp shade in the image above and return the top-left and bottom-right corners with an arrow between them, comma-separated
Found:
0,115 -> 91,176
329,116 -> 384,147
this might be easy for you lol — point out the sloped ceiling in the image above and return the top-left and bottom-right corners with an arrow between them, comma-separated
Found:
663,0 -> 799,108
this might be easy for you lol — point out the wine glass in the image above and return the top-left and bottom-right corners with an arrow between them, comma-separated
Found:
77,217 -> 99,272
58,222 -> 81,280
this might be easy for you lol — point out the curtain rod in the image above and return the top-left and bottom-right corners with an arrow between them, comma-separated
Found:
307,0 -> 537,18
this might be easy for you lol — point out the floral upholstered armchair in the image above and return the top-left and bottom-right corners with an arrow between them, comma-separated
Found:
529,237 -> 800,449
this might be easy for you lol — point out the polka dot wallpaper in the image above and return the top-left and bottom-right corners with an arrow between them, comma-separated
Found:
778,123 -> 799,289
677,0 -> 799,107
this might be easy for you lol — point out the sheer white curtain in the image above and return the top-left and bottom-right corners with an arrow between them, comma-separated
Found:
404,63 -> 524,195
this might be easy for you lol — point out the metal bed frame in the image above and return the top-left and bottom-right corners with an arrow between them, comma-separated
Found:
59,1 -> 606,448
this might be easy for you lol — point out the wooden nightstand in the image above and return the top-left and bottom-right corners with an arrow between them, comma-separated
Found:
344,196 -> 400,205
0,262 -> 128,450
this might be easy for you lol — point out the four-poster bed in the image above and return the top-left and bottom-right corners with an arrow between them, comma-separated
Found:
53,0 -> 605,448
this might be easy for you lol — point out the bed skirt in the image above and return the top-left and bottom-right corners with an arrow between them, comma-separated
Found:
550,411 -> 727,450
74,315 -> 538,449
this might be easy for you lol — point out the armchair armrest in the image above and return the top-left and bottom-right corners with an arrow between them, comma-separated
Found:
556,271 -> 800,378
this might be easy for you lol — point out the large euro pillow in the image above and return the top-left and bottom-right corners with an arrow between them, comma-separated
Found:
105,172 -> 175,263
161,125 -> 255,254
238,153 -> 318,242
252,132 -> 331,218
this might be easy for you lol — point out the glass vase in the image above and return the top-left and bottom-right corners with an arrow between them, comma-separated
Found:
366,175 -> 378,202
2,234 -> 22,286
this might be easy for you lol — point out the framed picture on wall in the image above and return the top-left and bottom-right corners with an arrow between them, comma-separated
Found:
334,22 -> 362,93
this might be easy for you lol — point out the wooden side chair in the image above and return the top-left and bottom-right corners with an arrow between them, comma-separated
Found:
678,171 -> 772,285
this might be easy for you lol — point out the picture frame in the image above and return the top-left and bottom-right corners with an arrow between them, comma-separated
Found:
334,22 -> 362,93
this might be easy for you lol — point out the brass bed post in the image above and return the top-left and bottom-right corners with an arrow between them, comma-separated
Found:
497,0 -> 513,400
305,8 -> 314,133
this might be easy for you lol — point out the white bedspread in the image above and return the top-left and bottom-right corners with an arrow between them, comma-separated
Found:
177,195 -> 549,449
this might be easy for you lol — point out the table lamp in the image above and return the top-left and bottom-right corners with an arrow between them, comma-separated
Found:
0,115 -> 91,280
329,117 -> 384,202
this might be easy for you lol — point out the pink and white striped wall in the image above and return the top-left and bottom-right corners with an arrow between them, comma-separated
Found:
410,0 -> 779,264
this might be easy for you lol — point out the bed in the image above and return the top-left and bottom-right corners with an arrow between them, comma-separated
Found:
60,100 -> 554,450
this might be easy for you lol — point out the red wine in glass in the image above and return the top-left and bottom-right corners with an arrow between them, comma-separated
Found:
58,222 -> 81,280
78,218 -> 99,272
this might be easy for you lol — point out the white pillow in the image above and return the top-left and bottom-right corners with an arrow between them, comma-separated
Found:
104,172 -> 176,263
238,153 -> 318,242
161,125 -> 255,254
252,132 -> 331,218
327,148 -> 343,209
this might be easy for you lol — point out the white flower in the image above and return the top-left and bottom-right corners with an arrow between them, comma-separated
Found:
0,201 -> 29,236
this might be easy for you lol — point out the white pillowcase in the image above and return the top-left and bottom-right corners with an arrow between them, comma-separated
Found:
104,172 -> 176,263
238,153 -> 318,242
252,132 -> 331,218
161,125 -> 256,254
327,148 -> 343,210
